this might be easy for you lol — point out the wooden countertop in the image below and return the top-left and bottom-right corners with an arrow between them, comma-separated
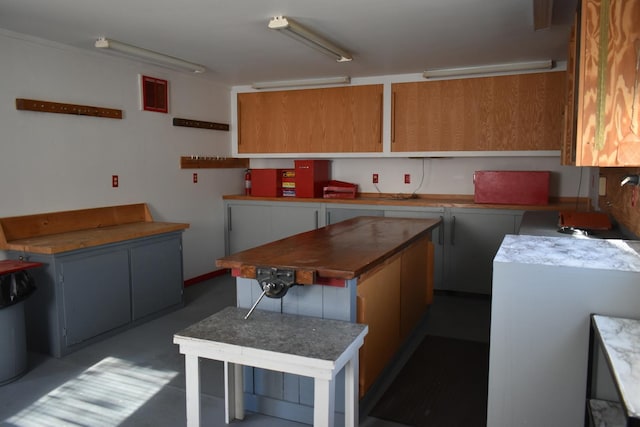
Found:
0,203 -> 189,254
223,193 -> 590,211
2,222 -> 189,254
216,216 -> 440,284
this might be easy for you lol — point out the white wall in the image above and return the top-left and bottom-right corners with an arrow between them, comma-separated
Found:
0,30 -> 241,279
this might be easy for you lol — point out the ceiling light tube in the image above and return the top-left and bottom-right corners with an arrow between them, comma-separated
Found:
422,60 -> 553,79
95,37 -> 205,73
252,76 -> 351,90
268,16 -> 352,63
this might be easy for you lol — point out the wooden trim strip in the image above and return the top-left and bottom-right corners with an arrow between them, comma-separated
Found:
184,268 -> 230,287
173,117 -> 229,131
16,98 -> 122,119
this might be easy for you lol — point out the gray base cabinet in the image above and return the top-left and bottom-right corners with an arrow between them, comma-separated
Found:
130,236 -> 184,320
15,231 -> 185,357
225,201 -> 321,254
61,248 -> 131,346
444,208 -> 523,294
326,207 -> 384,225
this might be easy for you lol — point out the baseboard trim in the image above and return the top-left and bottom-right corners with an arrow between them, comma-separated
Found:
184,268 -> 229,287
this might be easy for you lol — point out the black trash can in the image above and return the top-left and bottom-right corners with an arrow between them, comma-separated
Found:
0,269 -> 36,385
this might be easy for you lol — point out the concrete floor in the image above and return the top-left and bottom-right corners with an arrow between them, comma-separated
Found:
0,275 -> 489,427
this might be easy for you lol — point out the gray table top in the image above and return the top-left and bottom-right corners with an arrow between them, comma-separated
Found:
174,306 -> 368,362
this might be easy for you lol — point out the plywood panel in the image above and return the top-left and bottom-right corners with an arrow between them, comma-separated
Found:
357,254 -> 402,397
400,237 -> 432,339
572,0 -> 640,166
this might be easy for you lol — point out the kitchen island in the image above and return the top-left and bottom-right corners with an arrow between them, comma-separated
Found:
216,216 -> 440,424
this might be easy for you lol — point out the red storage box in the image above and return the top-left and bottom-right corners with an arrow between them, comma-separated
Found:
295,160 -> 330,198
251,169 -> 284,197
474,171 -> 550,205
323,180 -> 358,199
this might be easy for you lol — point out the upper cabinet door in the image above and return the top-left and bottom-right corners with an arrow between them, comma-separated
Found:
391,72 -> 566,152
562,0 -> 640,166
237,85 -> 383,154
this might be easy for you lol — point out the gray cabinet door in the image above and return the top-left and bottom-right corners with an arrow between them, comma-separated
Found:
270,205 -> 319,241
228,203 -> 272,254
445,209 -> 521,294
60,248 -> 131,346
326,207 -> 384,225
227,202 -> 320,255
130,234 -> 184,320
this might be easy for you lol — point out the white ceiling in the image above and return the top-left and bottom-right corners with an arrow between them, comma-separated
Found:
0,0 -> 576,86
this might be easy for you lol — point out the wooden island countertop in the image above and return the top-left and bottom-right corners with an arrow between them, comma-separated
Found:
216,216 -> 440,284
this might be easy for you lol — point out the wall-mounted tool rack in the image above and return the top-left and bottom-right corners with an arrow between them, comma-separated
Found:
173,118 -> 229,131
180,156 -> 249,169
15,98 -> 122,119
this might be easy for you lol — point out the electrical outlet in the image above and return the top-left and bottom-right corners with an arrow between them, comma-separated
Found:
404,174 -> 411,184
112,175 -> 119,188
372,173 -> 379,184
193,173 -> 198,183
599,176 -> 606,196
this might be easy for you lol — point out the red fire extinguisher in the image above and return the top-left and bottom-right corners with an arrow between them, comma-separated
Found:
244,169 -> 251,196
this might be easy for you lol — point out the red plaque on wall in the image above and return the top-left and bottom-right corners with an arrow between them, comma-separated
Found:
141,75 -> 168,113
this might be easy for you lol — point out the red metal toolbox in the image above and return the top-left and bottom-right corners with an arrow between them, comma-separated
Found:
323,180 -> 358,199
474,171 -> 550,205
251,169 -> 284,197
295,160 -> 330,198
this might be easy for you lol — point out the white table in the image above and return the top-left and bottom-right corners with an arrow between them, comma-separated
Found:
588,315 -> 640,426
173,306 -> 368,427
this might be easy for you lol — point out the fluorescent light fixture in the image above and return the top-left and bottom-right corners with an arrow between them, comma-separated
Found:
95,37 -> 205,73
422,60 -> 553,79
268,16 -> 352,63
252,76 -> 351,90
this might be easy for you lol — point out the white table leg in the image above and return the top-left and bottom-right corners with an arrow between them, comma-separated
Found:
184,354 -> 201,427
234,363 -> 244,419
314,377 -> 336,427
344,356 -> 359,427
224,362 -> 245,423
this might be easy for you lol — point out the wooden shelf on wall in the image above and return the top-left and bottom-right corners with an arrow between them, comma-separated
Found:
16,98 -> 122,119
180,157 -> 249,169
173,118 -> 229,131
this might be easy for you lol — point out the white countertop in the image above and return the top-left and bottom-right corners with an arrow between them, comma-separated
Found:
592,315 -> 640,422
495,234 -> 640,272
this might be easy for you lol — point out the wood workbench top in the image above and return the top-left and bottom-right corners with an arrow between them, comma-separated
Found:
223,193 -> 590,211
0,203 -> 189,254
2,222 -> 189,254
216,216 -> 439,284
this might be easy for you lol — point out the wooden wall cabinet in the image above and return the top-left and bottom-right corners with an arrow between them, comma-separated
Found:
562,0 -> 640,166
391,72 -> 566,152
237,85 -> 383,154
